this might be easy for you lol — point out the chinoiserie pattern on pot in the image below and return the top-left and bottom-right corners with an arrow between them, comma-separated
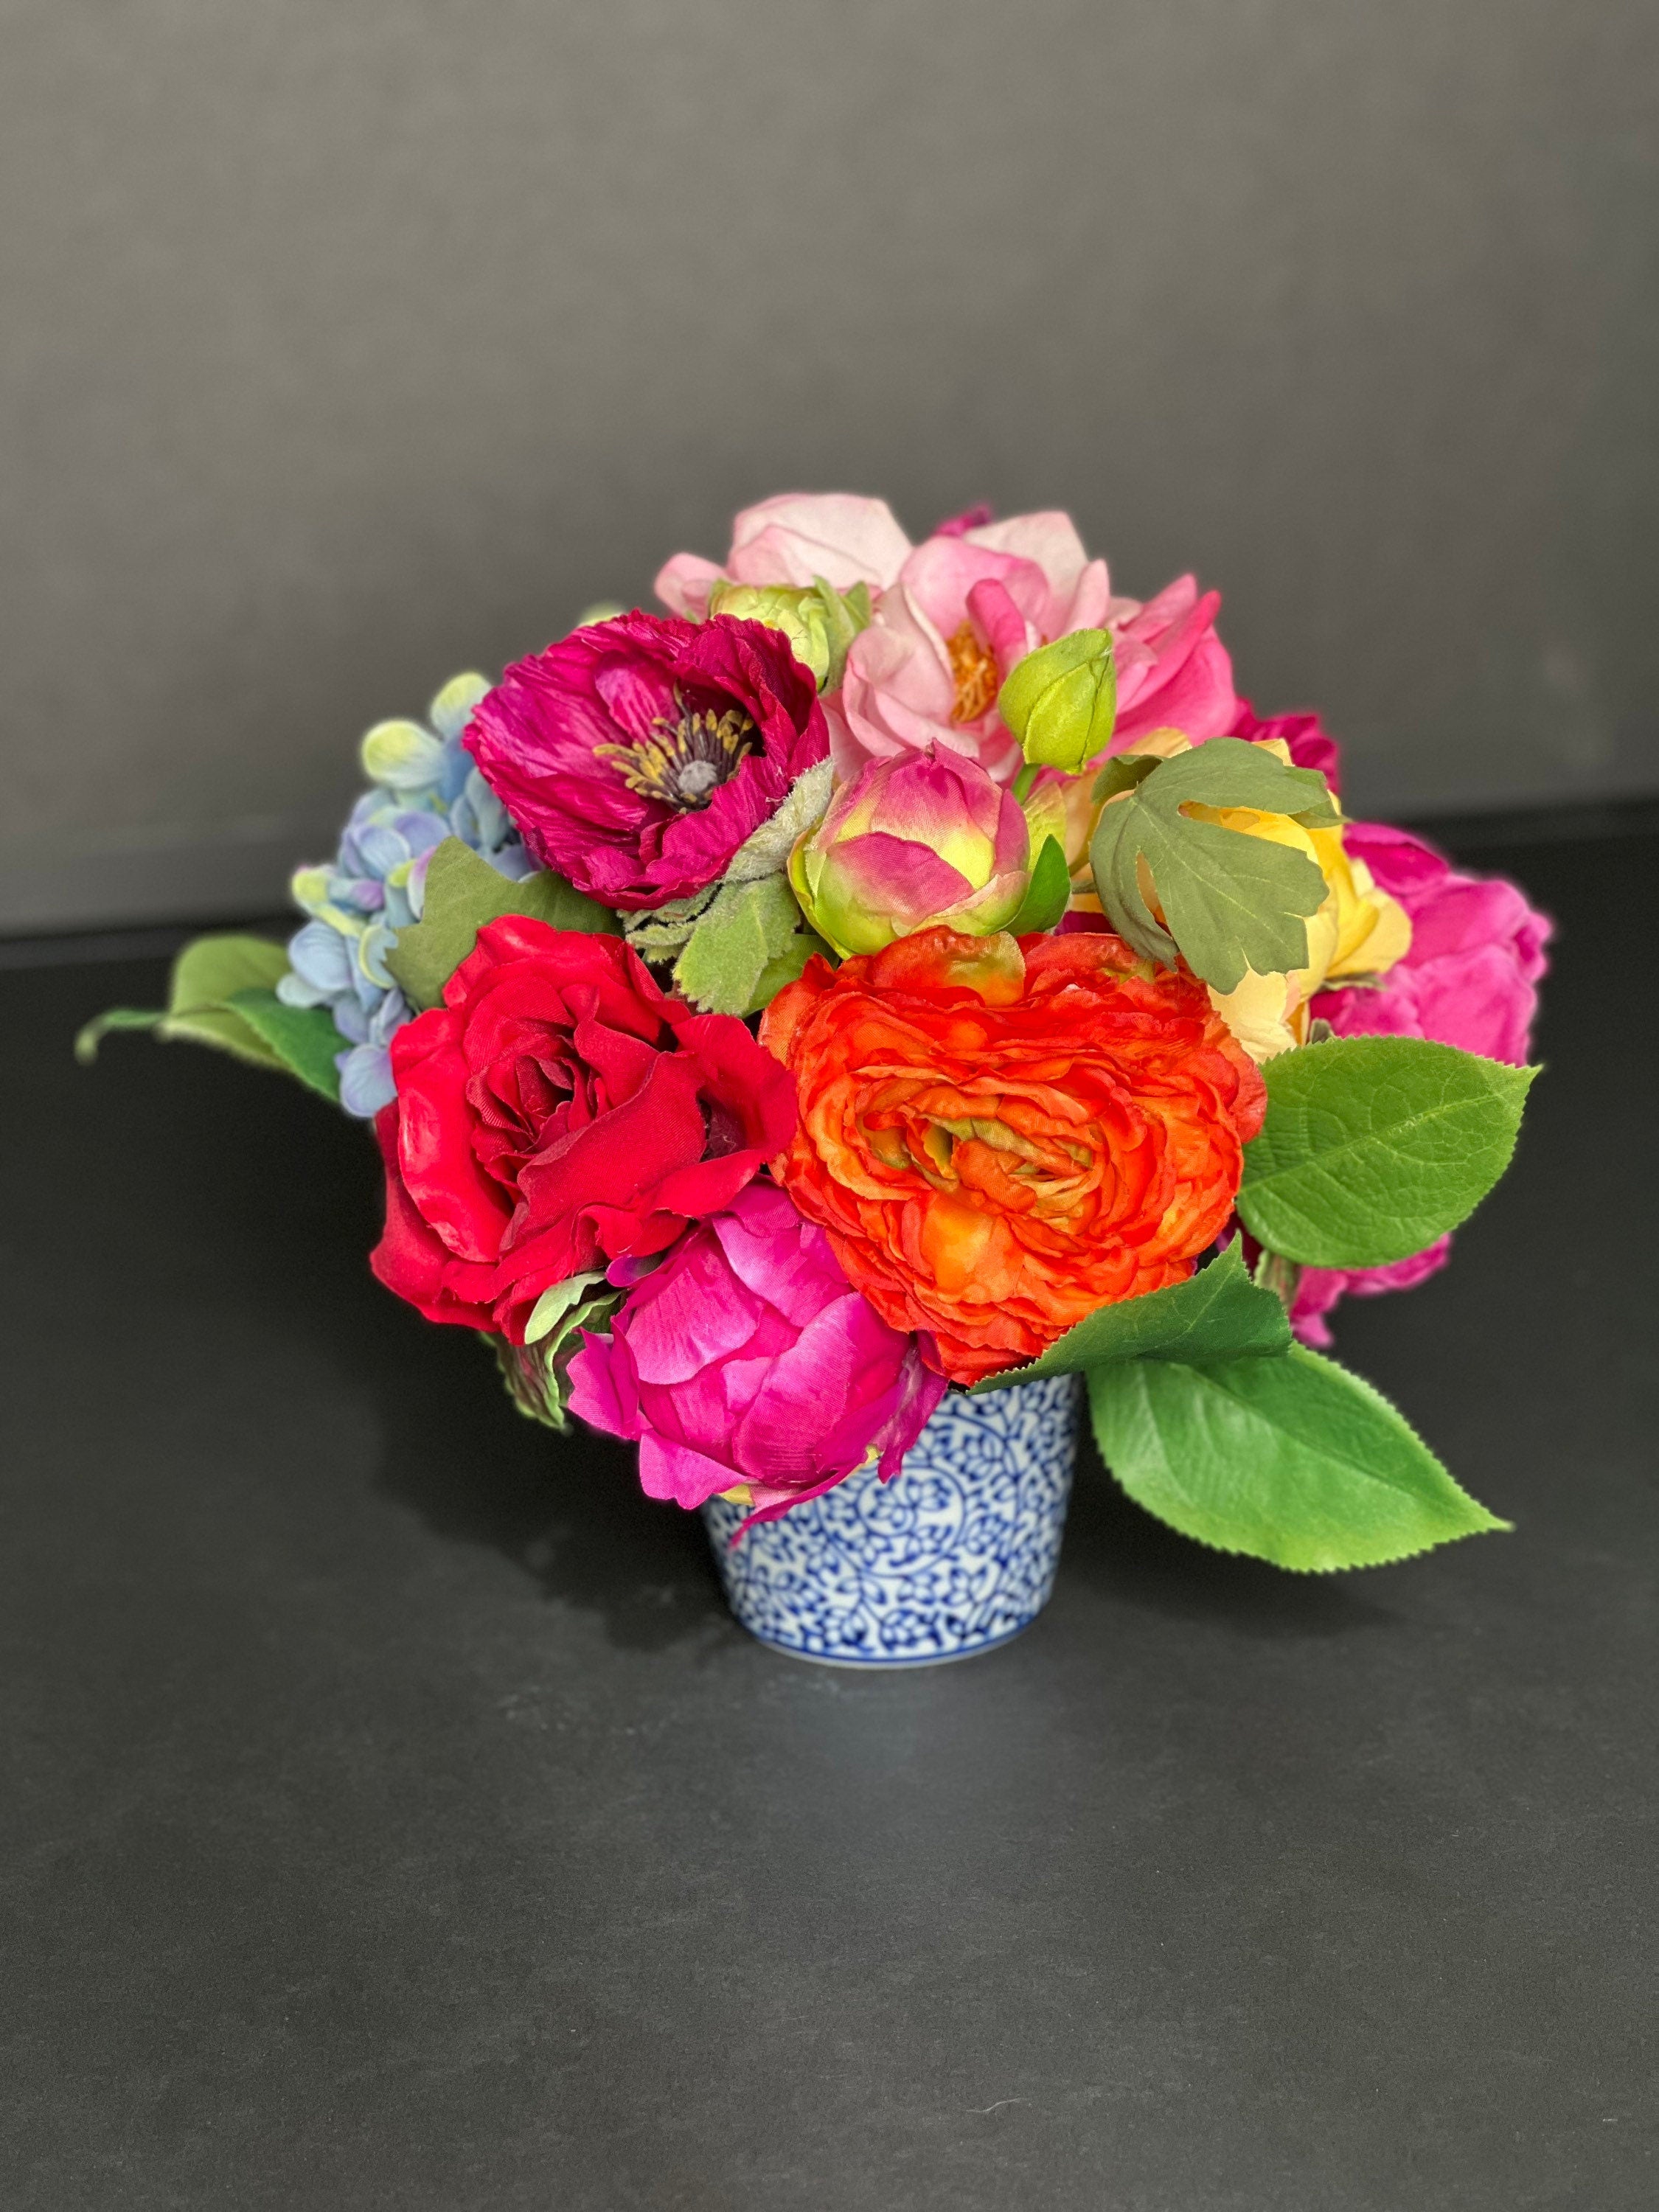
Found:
700,1374 -> 1082,1666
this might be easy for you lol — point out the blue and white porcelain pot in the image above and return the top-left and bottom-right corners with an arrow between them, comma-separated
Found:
700,1374 -> 1082,1666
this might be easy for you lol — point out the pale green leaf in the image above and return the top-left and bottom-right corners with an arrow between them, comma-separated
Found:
971,1242 -> 1290,1393
386,838 -> 620,1011
1088,1344 -> 1509,1571
77,935 -> 296,1073
1237,1035 -> 1538,1267
1088,737 -> 1339,990
524,1270 -> 608,1345
489,1279 -> 620,1432
673,872 -> 807,1015
170,934 -> 292,1009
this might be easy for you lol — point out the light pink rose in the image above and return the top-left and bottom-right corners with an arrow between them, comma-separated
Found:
835,514 -> 1237,782
1290,823 -> 1551,1343
655,493 -> 913,619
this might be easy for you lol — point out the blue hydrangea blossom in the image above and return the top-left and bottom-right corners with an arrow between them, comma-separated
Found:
276,673 -> 532,1115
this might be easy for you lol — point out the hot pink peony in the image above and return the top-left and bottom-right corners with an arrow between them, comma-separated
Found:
463,612 -> 828,911
655,493 -> 913,620
835,514 -> 1237,782
1290,822 -> 1552,1344
567,1183 -> 947,1523
1231,697 -> 1343,790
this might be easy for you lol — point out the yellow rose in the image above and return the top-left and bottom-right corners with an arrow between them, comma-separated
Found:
1192,741 -> 1411,1060
1063,731 -> 1411,1061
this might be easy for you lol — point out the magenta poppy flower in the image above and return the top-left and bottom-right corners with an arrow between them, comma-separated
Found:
463,612 -> 829,911
567,1183 -> 947,1523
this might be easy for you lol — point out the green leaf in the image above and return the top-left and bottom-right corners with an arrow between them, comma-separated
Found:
673,872 -> 820,1016
386,838 -> 620,1011
1088,1343 -> 1509,1571
747,928 -> 827,1013
488,1278 -> 620,1433
1237,1035 -> 1538,1267
970,1242 -> 1290,1393
76,933 -> 296,1074
1088,737 -> 1339,990
1006,835 -> 1071,936
227,989 -> 343,1101
172,934 -> 291,1004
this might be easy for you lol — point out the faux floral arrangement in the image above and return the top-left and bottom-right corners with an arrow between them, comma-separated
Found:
86,495 -> 1548,1581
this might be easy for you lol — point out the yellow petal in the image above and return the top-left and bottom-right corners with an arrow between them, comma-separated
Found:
1209,967 -> 1301,1062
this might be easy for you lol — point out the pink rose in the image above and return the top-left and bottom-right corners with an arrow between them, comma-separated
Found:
835,514 -> 1237,782
655,493 -> 913,620
1291,824 -> 1551,1343
567,1183 -> 947,1523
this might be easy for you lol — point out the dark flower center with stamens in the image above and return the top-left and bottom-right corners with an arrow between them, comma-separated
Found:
597,689 -> 757,811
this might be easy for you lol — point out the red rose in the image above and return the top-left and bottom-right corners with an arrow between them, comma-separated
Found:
371,918 -> 798,1340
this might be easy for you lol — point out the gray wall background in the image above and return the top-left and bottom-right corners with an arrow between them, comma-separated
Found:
3,0 -> 1655,931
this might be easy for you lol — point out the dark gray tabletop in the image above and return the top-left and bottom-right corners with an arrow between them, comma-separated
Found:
4,821 -> 1655,2211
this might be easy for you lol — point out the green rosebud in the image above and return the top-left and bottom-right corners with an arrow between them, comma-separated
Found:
996,629 -> 1116,774
708,576 -> 872,692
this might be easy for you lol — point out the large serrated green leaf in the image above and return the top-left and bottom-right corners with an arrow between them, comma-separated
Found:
1088,1344 -> 1509,1571
971,1242 -> 1290,1393
386,838 -> 620,1011
227,988 -> 344,1102
1237,1035 -> 1537,1267
1088,737 -> 1338,990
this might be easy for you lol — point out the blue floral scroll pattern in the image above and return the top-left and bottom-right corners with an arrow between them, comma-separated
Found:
700,1375 -> 1081,1665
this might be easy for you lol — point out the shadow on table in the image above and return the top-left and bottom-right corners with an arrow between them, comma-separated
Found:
364,1312 -> 728,1657
1058,1436 -> 1397,1641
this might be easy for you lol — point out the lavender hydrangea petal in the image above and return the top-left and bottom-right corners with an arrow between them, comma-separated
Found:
279,671 -> 529,1116
338,1043 -> 397,1117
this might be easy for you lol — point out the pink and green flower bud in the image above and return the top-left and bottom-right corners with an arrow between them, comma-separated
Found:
997,628 -> 1116,773
788,747 -> 1032,958
709,576 -> 872,693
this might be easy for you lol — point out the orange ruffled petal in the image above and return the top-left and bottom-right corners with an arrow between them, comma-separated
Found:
760,928 -> 1266,1385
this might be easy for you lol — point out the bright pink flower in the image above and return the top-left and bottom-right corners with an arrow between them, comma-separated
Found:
1110,574 -> 1238,750
655,493 -> 913,620
835,515 -> 1237,782
463,612 -> 827,911
1291,823 -> 1551,1342
1290,1239 -> 1453,1350
1231,696 -> 1343,791
567,1183 -> 947,1523
1312,823 -> 1551,1064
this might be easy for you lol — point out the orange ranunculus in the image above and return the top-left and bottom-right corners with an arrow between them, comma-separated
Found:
760,927 -> 1267,1385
